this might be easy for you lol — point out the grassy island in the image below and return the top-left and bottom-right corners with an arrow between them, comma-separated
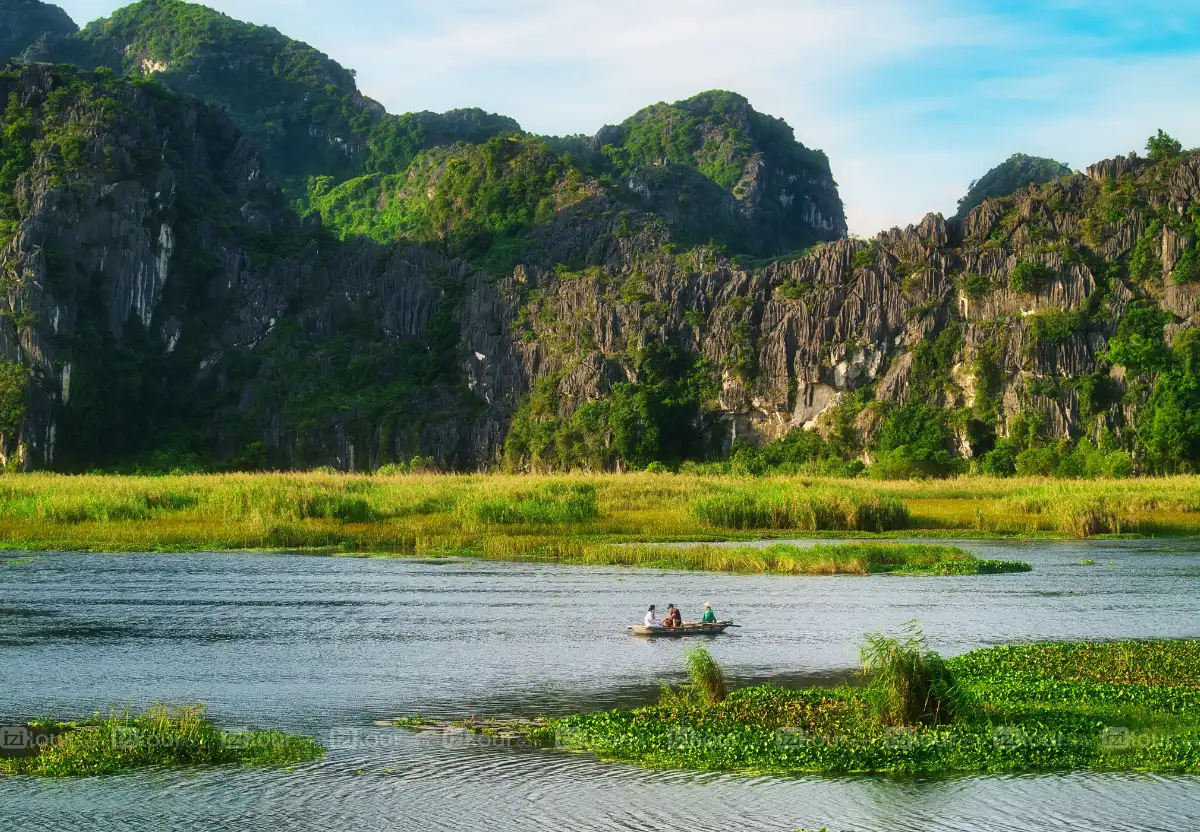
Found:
411,634 -> 1200,776
0,705 -> 325,777
566,542 -> 1031,575
0,472 -> 1196,562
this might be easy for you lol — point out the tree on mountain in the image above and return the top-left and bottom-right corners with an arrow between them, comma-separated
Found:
954,154 -> 1071,220
1146,129 -> 1183,163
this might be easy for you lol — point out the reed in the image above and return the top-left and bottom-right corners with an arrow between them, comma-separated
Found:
686,646 -> 729,704
0,472 -> 1196,561
688,488 -> 909,532
458,483 -> 599,527
858,622 -> 966,726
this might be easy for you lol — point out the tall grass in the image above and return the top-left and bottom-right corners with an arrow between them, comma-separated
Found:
569,542 -> 990,575
686,646 -> 728,704
689,488 -> 909,532
0,471 -> 1195,559
458,483 -> 599,527
859,621 -> 966,726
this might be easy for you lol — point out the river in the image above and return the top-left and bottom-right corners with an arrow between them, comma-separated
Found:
1,539 -> 1199,831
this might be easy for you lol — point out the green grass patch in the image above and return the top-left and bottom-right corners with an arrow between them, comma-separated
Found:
0,704 -> 325,777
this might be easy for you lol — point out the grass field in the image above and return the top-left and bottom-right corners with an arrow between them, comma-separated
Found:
0,472 -> 1198,562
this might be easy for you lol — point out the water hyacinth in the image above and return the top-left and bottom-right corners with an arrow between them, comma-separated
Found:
474,636 -> 1200,777
0,704 -> 325,777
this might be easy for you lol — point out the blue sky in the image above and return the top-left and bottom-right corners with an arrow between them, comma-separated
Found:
54,0 -> 1200,234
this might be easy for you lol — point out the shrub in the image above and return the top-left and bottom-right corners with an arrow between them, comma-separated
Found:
0,357 -> 28,437
1015,446 -> 1060,477
960,272 -> 991,300
1028,308 -> 1085,348
979,439 -> 1017,476
1173,246 -> 1200,285
859,622 -> 965,726
1010,261 -> 1054,294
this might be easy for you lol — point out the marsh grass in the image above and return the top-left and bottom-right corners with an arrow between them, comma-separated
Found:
458,483 -> 598,527
0,704 -> 324,777
0,472 -> 1196,560
414,638 -> 1200,776
689,488 -> 909,532
686,646 -> 729,704
859,622 -> 967,726
540,542 -> 1026,576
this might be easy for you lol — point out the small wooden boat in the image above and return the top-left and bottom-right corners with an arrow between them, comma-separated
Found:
628,621 -> 736,637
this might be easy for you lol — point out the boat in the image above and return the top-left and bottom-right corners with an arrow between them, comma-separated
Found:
628,621 -> 736,637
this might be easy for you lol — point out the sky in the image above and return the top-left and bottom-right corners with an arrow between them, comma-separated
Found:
53,0 -> 1200,234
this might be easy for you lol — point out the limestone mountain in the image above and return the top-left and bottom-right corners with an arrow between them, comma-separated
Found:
0,0 -> 1198,477
21,0 -> 521,195
561,90 -> 847,257
0,0 -> 73,61
955,154 -> 1073,221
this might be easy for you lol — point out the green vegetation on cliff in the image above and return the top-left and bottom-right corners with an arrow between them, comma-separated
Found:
955,153 -> 1072,220
26,0 -> 519,195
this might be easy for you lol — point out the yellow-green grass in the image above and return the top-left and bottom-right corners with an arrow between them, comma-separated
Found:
498,541 -> 1030,576
0,472 -> 1198,562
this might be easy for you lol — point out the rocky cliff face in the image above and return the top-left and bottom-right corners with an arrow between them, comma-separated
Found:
462,151 -> 1200,471
1,3 -> 1196,474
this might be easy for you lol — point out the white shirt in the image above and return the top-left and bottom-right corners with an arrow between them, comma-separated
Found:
645,611 -> 657,626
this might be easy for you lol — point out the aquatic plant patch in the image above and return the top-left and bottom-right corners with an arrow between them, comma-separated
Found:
433,639 -> 1200,776
0,704 -> 325,777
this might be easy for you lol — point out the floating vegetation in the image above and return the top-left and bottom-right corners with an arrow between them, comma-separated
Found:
0,704 -> 325,777
439,636 -> 1200,775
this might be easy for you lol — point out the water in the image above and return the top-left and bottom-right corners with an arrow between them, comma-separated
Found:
2,539 -> 1200,831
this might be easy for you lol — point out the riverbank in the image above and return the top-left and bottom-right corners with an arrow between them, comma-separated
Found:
0,705 -> 325,777
473,639 -> 1200,776
0,473 -> 1197,561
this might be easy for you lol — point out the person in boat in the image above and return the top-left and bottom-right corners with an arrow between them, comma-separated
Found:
664,604 -> 682,629
645,605 -> 660,628
701,603 -> 717,624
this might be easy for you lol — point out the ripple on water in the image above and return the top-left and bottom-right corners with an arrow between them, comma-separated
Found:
1,545 -> 1200,830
